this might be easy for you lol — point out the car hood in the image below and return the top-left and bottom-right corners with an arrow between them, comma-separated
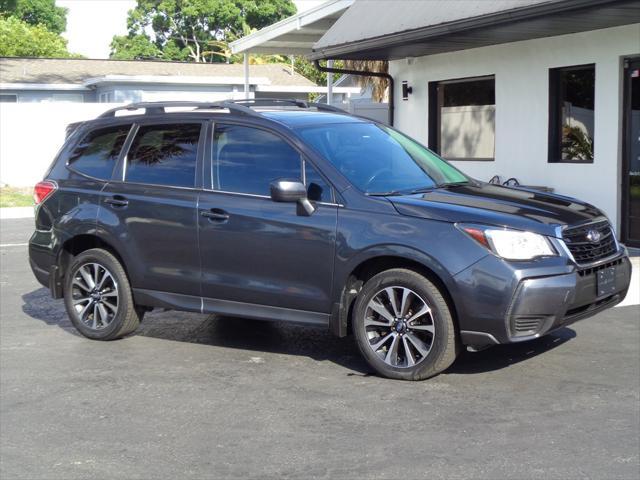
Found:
389,183 -> 605,237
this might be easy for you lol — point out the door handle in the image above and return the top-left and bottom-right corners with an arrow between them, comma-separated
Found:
201,208 -> 229,221
105,195 -> 129,207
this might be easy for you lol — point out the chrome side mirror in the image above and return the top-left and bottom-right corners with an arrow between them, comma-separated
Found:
269,179 -> 316,216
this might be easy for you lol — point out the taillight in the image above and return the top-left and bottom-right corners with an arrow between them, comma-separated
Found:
33,180 -> 57,205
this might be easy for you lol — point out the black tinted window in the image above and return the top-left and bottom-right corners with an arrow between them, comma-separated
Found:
68,125 -> 130,180
126,124 -> 201,187
305,161 -> 332,202
549,65 -> 595,162
212,124 -> 301,196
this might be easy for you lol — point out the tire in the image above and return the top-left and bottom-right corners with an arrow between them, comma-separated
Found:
352,268 -> 459,380
63,248 -> 141,340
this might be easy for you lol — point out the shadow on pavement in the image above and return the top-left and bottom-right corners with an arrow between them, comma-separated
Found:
22,287 -> 577,377
21,287 -> 80,336
448,327 -> 577,375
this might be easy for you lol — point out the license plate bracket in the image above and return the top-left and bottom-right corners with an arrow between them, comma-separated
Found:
597,267 -> 617,297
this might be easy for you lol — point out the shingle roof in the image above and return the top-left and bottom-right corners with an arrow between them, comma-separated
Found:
0,57 -> 316,86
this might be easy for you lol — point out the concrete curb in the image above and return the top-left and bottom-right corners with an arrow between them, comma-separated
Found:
0,207 -> 34,220
617,256 -> 639,308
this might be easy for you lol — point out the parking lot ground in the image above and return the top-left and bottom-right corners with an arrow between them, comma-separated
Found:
1,218 -> 639,479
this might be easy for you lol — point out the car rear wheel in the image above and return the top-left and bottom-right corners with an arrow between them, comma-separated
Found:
353,268 -> 459,380
63,248 -> 141,340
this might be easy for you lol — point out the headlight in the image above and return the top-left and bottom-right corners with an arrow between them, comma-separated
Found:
458,224 -> 557,260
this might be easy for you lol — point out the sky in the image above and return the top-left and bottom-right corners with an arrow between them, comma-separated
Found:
58,0 -> 327,59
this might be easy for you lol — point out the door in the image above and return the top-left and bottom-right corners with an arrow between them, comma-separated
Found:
622,59 -> 640,247
198,122 -> 338,313
99,121 -> 204,297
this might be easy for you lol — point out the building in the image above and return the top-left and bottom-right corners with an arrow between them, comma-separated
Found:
237,0 -> 639,247
228,0 -> 388,122
0,57 -> 358,103
0,57 -> 359,187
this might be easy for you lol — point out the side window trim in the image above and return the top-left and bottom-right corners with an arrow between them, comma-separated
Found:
208,122 -> 338,204
113,123 -> 139,182
65,123 -> 135,182
114,121 -> 205,189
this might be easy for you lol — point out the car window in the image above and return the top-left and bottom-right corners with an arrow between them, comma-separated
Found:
125,123 -> 201,188
67,125 -> 131,180
297,122 -> 468,195
212,124 -> 301,196
305,161 -> 333,202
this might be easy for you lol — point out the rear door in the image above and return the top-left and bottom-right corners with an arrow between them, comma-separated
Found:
52,123 -> 133,229
98,120 -> 204,298
198,122 -> 338,314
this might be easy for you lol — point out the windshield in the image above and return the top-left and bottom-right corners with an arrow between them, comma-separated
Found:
296,122 -> 469,195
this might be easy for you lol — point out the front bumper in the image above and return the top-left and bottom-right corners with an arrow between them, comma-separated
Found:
454,251 -> 632,349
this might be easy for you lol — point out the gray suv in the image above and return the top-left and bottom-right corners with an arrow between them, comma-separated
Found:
29,99 -> 632,380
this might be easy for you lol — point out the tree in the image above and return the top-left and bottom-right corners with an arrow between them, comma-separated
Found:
0,16 -> 73,57
0,0 -> 67,34
110,34 -> 162,61
293,57 -> 343,87
342,60 -> 389,102
110,0 -> 296,62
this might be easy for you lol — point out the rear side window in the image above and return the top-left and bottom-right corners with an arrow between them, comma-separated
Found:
125,123 -> 201,188
67,125 -> 131,180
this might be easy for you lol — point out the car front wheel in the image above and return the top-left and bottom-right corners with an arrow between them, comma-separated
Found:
353,268 -> 459,380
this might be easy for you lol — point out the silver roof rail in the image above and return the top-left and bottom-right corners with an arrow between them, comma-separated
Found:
230,98 -> 348,114
98,101 -> 260,118
98,98 -> 350,119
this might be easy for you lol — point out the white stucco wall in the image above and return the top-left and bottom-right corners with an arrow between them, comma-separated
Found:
0,103 -> 123,187
390,23 -> 640,232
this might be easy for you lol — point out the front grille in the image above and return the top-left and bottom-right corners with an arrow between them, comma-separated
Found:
577,258 -> 623,277
563,220 -> 618,265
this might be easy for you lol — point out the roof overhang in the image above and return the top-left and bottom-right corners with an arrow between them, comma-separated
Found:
230,0 -> 353,55
0,82 -> 90,91
82,75 -> 272,87
310,0 -> 640,60
255,85 -> 360,94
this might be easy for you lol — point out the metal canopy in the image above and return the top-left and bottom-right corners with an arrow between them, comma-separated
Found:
309,0 -> 640,60
229,0 -> 353,56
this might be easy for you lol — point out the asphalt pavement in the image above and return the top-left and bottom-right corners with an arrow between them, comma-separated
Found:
1,218 -> 639,479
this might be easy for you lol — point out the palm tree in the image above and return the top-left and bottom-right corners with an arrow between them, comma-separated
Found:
343,60 -> 389,102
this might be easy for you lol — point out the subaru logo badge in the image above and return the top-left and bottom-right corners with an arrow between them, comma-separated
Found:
586,229 -> 601,243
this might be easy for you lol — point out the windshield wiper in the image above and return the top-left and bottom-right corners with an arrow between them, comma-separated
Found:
436,181 -> 473,188
366,190 -> 405,197
367,181 -> 472,197
407,186 -> 438,194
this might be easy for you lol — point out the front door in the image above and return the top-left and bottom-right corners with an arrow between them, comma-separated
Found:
622,59 -> 640,247
198,122 -> 338,314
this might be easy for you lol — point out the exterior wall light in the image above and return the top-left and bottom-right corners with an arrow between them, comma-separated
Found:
402,81 -> 413,100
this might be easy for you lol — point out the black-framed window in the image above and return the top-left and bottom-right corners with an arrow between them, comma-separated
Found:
428,75 -> 495,161
211,124 -> 333,202
548,64 -> 595,163
67,125 -> 131,180
125,123 -> 201,188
